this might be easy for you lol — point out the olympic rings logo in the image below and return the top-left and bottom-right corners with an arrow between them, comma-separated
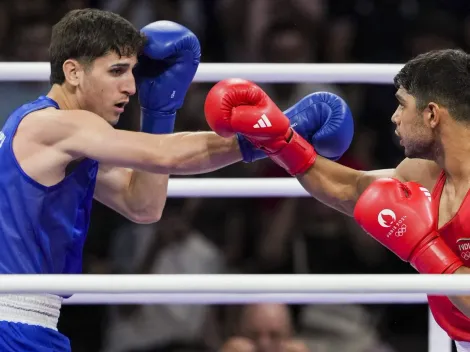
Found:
461,251 -> 470,261
395,224 -> 407,237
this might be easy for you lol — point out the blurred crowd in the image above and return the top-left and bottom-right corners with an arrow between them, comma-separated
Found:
1,0 -> 470,351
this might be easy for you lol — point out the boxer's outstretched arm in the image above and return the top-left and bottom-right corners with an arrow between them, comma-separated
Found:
47,110 -> 242,223
57,110 -> 242,174
296,157 -> 430,216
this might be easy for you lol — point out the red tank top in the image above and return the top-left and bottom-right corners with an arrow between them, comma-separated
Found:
429,170 -> 470,341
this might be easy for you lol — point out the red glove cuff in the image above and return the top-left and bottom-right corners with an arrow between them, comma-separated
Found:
269,130 -> 317,175
411,232 -> 464,274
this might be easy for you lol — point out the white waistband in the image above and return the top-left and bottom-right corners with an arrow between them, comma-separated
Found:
0,294 -> 62,330
456,341 -> 470,352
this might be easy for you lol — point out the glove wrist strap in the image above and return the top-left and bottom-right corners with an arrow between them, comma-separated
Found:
141,108 -> 176,134
269,130 -> 317,176
412,233 -> 464,274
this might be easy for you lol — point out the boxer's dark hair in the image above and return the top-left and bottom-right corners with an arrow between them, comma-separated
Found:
394,49 -> 470,122
49,8 -> 146,85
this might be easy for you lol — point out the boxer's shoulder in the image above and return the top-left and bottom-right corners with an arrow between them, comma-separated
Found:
13,107 -> 63,150
17,108 -> 105,146
11,108 -> 107,186
13,109 -> 102,171
396,157 -> 441,190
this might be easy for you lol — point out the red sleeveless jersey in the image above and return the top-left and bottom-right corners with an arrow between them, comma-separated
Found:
429,170 -> 470,341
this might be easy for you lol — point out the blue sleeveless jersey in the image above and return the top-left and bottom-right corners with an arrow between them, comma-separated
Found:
0,96 -> 98,274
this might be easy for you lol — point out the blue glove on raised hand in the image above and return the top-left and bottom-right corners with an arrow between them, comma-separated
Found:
135,21 -> 201,134
237,92 -> 354,162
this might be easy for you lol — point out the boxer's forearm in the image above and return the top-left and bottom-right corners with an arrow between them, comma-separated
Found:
296,157 -> 365,216
449,266 -> 470,318
159,132 -> 242,174
297,157 -> 397,216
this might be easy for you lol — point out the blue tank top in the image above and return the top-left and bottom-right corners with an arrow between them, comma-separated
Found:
0,96 -> 98,274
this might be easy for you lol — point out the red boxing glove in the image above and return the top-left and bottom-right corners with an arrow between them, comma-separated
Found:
353,178 -> 463,274
204,78 -> 316,175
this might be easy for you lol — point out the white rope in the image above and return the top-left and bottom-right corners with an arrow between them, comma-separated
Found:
0,62 -> 403,83
0,274 -> 467,295
63,293 -> 427,305
167,178 -> 309,197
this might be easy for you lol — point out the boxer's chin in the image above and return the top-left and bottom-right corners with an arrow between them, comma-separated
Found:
106,110 -> 121,126
403,142 -> 432,160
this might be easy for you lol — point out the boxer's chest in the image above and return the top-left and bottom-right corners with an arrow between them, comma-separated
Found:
437,184 -> 470,264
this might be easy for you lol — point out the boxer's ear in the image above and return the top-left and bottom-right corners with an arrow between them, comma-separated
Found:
426,102 -> 441,129
63,59 -> 83,87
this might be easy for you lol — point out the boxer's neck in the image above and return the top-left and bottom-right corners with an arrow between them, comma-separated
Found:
47,84 -> 83,111
437,121 -> 470,185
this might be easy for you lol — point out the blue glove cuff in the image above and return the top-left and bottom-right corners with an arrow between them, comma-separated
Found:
237,134 -> 267,163
141,108 -> 176,134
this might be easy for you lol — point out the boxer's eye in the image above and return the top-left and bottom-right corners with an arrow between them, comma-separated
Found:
110,68 -> 123,76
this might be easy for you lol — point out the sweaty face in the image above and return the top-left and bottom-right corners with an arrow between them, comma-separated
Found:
77,52 -> 137,125
392,88 -> 434,159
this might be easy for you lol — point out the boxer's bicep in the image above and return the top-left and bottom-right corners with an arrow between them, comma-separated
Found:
360,168 -> 398,181
395,158 -> 442,186
356,158 -> 413,197
361,158 -> 415,183
358,158 -> 439,195
93,164 -> 138,219
357,168 -> 402,197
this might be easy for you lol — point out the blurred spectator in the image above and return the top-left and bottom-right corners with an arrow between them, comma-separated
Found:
405,10 -> 463,58
221,303 -> 309,352
102,201 -> 224,352
297,304 -> 394,352
257,20 -> 344,111
216,0 -> 325,62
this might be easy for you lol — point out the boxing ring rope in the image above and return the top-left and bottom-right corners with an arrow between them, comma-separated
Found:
0,274 -> 466,295
167,178 -> 310,197
0,62 -> 404,83
0,61 -> 451,352
63,293 -> 428,305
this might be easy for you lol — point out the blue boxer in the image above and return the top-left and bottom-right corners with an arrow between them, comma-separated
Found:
0,8 -> 200,351
0,95 -> 95,350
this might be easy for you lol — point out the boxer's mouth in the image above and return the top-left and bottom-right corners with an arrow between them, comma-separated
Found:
115,102 -> 127,108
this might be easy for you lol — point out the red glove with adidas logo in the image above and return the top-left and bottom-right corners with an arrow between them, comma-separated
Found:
204,78 -> 316,175
353,178 -> 463,274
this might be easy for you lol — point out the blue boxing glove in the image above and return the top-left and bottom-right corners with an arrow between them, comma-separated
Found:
135,21 -> 201,134
237,92 -> 354,162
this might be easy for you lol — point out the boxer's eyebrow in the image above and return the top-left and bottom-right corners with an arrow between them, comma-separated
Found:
395,92 -> 406,104
110,63 -> 130,69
